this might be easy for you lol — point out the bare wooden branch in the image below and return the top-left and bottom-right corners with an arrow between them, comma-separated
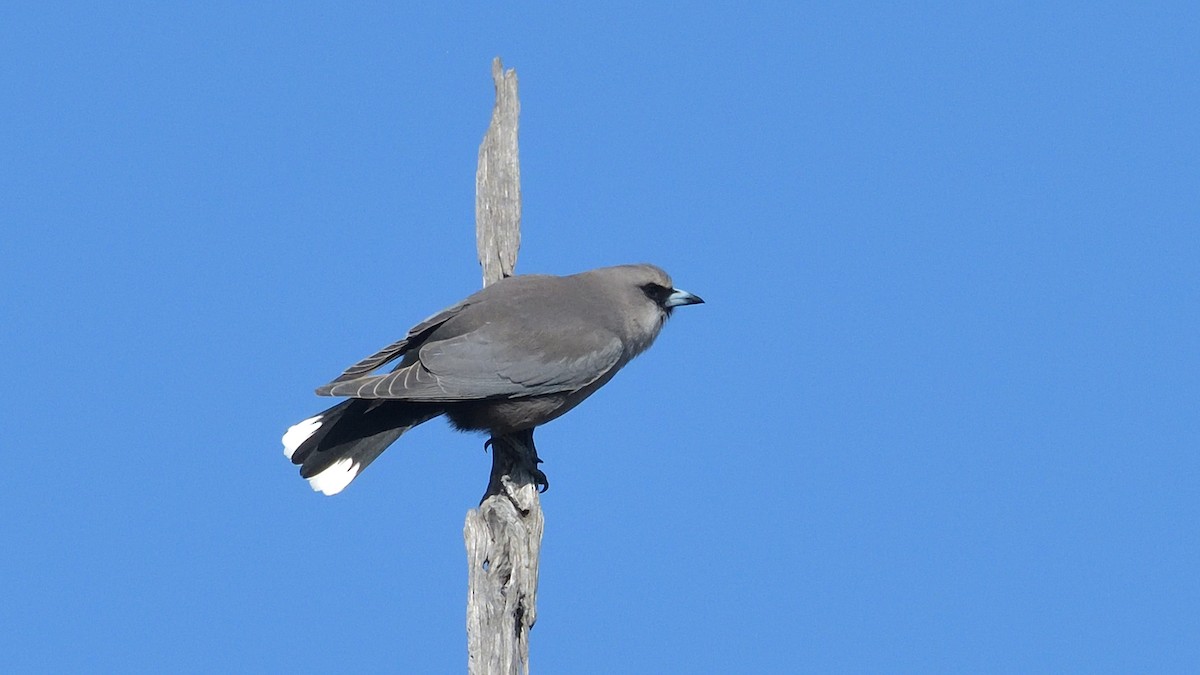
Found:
475,57 -> 521,287
466,57 -> 542,675
465,434 -> 544,675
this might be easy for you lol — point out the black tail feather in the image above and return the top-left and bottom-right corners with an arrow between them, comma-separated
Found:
288,399 -> 443,487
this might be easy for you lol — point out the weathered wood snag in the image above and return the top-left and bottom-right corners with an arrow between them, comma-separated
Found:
464,57 -> 542,675
474,57 -> 521,288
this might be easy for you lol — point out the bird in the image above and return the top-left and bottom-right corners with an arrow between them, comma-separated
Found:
282,263 -> 703,496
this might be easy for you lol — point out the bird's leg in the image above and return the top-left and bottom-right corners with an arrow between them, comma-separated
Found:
481,428 -> 549,505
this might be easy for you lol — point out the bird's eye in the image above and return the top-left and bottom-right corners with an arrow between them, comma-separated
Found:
641,283 -> 671,305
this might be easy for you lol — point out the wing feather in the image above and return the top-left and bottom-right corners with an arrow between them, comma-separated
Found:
321,300 -> 471,388
318,325 -> 624,401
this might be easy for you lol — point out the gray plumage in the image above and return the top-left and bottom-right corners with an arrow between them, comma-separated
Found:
282,264 -> 703,495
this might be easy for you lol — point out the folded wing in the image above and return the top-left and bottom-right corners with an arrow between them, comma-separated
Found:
317,321 -> 624,401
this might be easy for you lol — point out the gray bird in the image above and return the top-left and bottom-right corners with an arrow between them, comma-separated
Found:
282,263 -> 703,495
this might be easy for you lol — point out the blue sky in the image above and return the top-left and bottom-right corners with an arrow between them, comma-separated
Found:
2,2 -> 1197,672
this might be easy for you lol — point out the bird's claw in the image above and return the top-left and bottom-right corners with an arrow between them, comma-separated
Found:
532,461 -> 549,493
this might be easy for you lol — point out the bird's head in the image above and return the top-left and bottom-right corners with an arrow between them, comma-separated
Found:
587,264 -> 704,355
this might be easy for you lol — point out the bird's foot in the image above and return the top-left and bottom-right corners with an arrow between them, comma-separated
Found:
482,431 -> 549,497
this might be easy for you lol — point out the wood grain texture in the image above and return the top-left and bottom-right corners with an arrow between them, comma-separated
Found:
475,57 -> 521,287
465,435 -> 544,675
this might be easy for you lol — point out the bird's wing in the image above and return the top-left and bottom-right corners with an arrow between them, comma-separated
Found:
316,323 -> 624,401
322,300 -> 471,387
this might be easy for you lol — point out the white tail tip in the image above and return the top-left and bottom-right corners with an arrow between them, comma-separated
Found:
306,457 -> 361,496
282,415 -> 324,460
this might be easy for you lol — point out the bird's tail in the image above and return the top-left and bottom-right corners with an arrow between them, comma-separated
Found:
282,399 -> 442,495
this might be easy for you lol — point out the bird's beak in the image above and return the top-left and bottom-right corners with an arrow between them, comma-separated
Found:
664,288 -> 705,308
